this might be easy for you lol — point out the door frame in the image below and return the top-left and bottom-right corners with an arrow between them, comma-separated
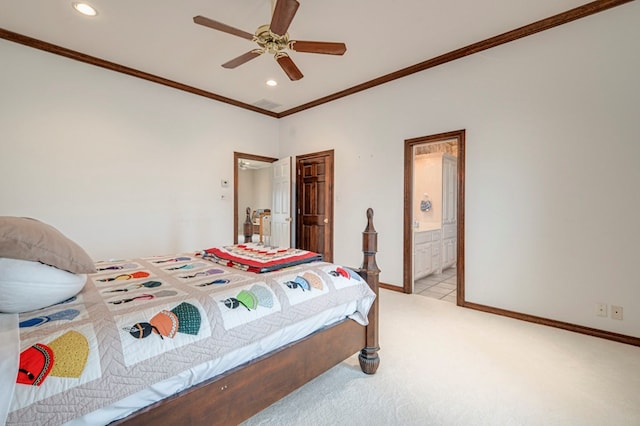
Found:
233,152 -> 277,244
295,149 -> 334,262
403,130 -> 466,305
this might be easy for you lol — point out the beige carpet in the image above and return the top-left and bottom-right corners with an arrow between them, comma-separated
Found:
242,289 -> 640,425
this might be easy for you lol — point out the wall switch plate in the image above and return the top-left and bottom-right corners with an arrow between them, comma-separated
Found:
611,305 -> 623,320
595,303 -> 607,317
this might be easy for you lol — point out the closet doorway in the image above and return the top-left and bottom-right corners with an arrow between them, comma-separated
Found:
403,130 -> 465,305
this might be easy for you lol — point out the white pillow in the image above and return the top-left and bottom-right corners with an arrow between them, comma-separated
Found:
0,258 -> 87,313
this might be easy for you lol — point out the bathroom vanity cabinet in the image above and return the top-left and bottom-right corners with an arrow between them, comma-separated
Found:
414,228 -> 441,279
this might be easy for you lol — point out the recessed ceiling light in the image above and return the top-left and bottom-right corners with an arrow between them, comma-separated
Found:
266,80 -> 278,87
72,2 -> 98,17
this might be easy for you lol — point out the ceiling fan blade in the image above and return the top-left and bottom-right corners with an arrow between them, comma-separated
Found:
222,51 -> 262,69
289,40 -> 347,55
270,0 -> 300,36
193,16 -> 254,41
276,54 -> 303,81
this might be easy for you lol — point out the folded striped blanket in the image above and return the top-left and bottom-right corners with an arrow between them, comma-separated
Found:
200,244 -> 322,273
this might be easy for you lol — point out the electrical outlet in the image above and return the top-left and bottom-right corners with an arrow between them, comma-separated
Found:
595,303 -> 607,317
611,305 -> 623,320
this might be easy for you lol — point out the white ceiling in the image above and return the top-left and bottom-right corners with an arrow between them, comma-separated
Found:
1,0 -> 598,114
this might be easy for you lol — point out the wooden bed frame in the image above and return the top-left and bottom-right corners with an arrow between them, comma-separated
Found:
116,208 -> 380,425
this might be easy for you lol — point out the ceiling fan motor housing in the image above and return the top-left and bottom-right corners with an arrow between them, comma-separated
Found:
254,24 -> 290,55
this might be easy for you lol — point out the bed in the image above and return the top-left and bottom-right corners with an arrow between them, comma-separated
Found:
0,208 -> 380,425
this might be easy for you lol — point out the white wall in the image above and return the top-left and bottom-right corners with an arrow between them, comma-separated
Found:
414,153 -> 443,227
278,3 -> 640,337
0,39 -> 279,260
1,3 -> 638,338
253,167 -> 272,210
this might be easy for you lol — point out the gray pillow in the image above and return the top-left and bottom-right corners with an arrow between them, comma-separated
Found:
0,217 -> 96,274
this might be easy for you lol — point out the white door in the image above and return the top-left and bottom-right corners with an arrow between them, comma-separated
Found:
271,157 -> 292,247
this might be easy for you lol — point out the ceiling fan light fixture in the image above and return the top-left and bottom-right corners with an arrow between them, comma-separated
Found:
72,2 -> 98,17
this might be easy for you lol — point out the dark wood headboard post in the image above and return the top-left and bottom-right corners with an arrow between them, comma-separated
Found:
358,208 -> 380,374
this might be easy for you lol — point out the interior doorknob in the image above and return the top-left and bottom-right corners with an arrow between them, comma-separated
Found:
323,218 -> 329,224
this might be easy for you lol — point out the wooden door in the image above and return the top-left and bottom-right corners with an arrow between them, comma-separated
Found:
296,150 -> 334,262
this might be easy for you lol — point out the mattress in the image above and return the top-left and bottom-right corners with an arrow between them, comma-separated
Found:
2,251 -> 375,425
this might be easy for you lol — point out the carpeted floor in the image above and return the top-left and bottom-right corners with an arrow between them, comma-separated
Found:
242,289 -> 640,425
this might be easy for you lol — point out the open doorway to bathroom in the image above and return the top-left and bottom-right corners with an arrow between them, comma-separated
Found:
403,130 -> 465,305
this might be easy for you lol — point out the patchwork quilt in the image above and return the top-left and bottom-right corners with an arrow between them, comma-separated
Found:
5,252 -> 375,425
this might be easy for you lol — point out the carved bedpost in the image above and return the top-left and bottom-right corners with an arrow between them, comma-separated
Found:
358,208 -> 380,375
243,207 -> 253,243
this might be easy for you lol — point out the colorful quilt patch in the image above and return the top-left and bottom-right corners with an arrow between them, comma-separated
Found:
217,283 -> 281,330
323,265 -> 364,289
18,298 -> 88,333
116,299 -> 211,366
13,323 -> 101,411
278,270 -> 329,305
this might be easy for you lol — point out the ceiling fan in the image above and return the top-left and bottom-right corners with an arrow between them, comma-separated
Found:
193,0 -> 347,81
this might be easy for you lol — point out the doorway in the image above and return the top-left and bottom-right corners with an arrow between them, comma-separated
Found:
296,149 -> 334,262
403,130 -> 465,306
233,152 -> 277,244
